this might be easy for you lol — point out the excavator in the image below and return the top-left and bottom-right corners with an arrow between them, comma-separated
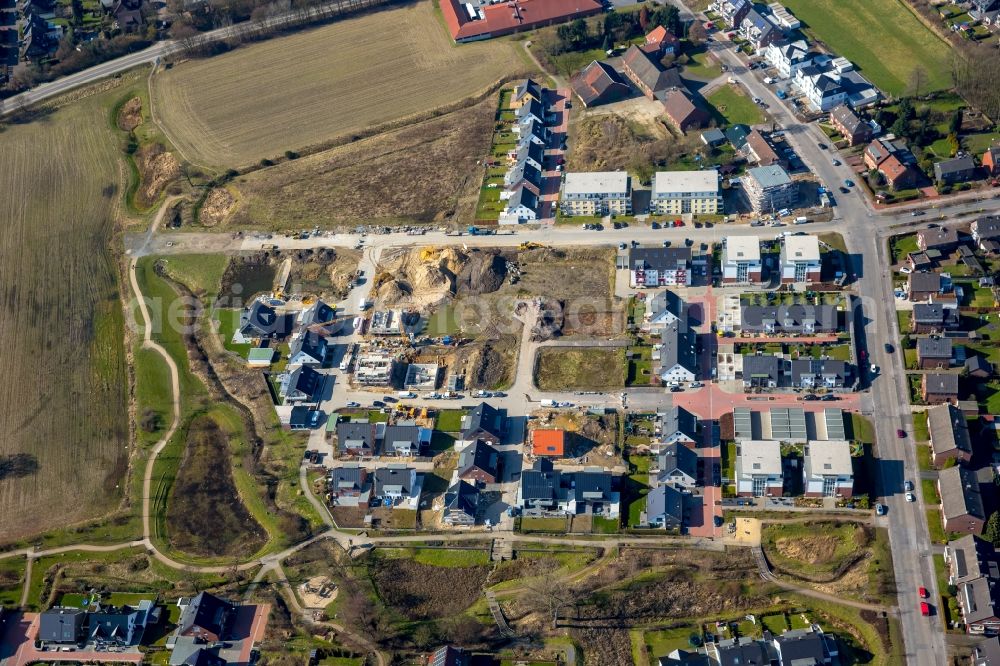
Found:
518,241 -> 545,250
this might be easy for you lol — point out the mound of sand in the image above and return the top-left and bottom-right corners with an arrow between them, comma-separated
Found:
376,247 -> 468,308
135,144 -> 181,208
200,187 -> 237,227
117,97 -> 142,132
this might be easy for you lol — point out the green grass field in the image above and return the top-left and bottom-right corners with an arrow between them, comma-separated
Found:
159,254 -> 229,299
705,85 -> 765,127
535,348 -> 627,391
780,0 -> 952,96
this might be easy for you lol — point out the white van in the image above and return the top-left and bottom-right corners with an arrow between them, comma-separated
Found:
794,216 -> 809,224
397,391 -> 416,399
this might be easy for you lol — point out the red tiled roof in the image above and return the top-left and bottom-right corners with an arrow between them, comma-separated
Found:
532,429 -> 565,456
441,0 -> 603,41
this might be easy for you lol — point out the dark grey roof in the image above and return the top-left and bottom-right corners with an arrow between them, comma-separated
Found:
516,141 -> 544,166
428,645 -> 471,666
740,304 -> 839,333
520,458 -> 562,501
947,534 -> 997,585
939,464 -> 985,522
373,466 -> 417,496
571,470 -> 615,502
330,465 -> 367,491
457,439 -> 500,479
658,649 -> 711,665
38,608 -> 85,643
660,406 -> 699,440
919,227 -> 959,248
790,359 -> 851,386
514,78 -> 543,103
89,606 -> 141,644
290,329 -> 327,362
645,484 -> 684,526
973,635 -> 1000,665
717,637 -> 775,666
286,365 -> 323,400
623,44 -> 682,93
178,592 -> 234,639
830,104 -> 866,135
461,402 -> 504,440
724,124 -> 751,150
240,301 -> 294,339
289,406 -> 320,429
657,442 -> 698,481
629,247 -> 693,271
507,185 -> 539,213
773,628 -> 829,663
182,649 -> 226,666
924,372 -> 960,395
935,155 -> 977,176
742,354 -> 782,383
444,480 -> 480,519
336,421 -> 377,452
967,355 -> 993,375
909,271 -> 942,293
912,303 -> 959,327
382,425 -> 424,453
918,336 -> 953,359
660,320 -> 698,375
517,98 -> 546,122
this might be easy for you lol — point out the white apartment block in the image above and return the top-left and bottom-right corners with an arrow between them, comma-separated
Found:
560,171 -> 632,217
721,235 -> 763,283
651,170 -> 722,215
780,234 -> 822,283
736,439 -> 784,497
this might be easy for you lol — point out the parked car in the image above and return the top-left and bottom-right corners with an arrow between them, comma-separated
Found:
920,601 -> 932,617
897,429 -> 906,438
832,159 -> 841,166
875,503 -> 886,516
885,343 -> 894,353
844,179 -> 854,187
906,492 -> 916,502
346,401 -> 360,407
918,586 -> 928,598
911,210 -> 924,217
839,186 -> 850,194
899,266 -> 912,274
905,480 -> 914,492
663,240 -> 672,247
817,142 -> 828,150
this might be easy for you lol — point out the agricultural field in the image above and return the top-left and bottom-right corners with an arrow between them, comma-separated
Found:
151,1 -> 531,167
0,80 -> 132,541
228,95 -> 497,229
780,0 -> 953,96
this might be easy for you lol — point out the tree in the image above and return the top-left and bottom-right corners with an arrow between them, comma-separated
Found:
71,0 -> 84,26
687,21 -> 707,47
602,32 -> 612,53
524,577 -> 580,628
985,512 -> 1000,548
907,66 -> 927,98
949,109 -> 962,135
638,5 -> 649,31
890,116 -> 909,139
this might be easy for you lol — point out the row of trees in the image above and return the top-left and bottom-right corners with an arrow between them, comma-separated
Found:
552,4 -> 681,56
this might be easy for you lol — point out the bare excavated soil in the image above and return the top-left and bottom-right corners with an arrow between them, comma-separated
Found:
135,143 -> 181,208
200,187 -> 237,227
117,96 -> 142,131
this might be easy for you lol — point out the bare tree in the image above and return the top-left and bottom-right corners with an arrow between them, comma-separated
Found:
524,576 -> 580,628
907,66 -> 927,98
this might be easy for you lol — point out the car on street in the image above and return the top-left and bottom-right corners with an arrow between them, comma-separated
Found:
906,492 -> 916,502
920,601 -> 932,617
663,240 -> 671,247
817,142 -> 827,150
839,186 -> 850,194
844,179 -> 854,187
619,242 -> 627,250
875,503 -> 886,516
372,400 -> 385,407
346,401 -> 360,407
919,586 -> 928,598
750,220 -> 764,227
690,381 -> 703,388
911,210 -> 924,217
897,429 -> 906,438
885,343 -> 894,353
801,394 -> 819,401
651,222 -> 660,229
832,159 -> 841,166
821,394 -> 838,401
752,96 -> 762,104
905,480 -> 914,492
899,266 -> 912,274
870,364 -> 879,374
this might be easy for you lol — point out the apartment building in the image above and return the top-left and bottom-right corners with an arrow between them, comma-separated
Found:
779,234 -> 822,283
650,169 -> 721,215
744,165 -> 797,214
721,235 -> 763,283
560,171 -> 632,216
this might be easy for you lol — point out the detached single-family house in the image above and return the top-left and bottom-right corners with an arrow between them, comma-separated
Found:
461,402 -> 505,444
288,329 -> 329,367
658,320 -> 699,384
918,227 -> 960,253
938,465 -> 986,535
642,484 -> 686,530
38,608 -> 86,645
427,646 -> 471,666
328,464 -> 371,507
803,440 -> 854,497
381,425 -> 431,457
570,60 -> 631,107
173,593 -> 235,644
917,336 -> 953,369
661,88 -> 709,133
908,272 -> 943,301
736,439 -> 783,497
443,481 -> 481,526
927,403 -> 973,466
372,465 -> 422,509
457,439 -> 501,484
828,104 -> 872,146
644,290 -> 687,332
298,300 -> 337,332
923,373 -> 961,404
864,139 -> 918,191
655,442 -> 699,489
516,460 -> 620,517
935,155 -> 978,185
971,636 -> 1000,664
337,421 -> 379,456
911,303 -> 960,334
657,406 -> 700,448
983,145 -> 1000,177
280,365 -> 324,404
531,428 -> 566,457
88,602 -> 157,647
235,301 -> 295,343
771,628 -> 839,665
641,25 -> 679,56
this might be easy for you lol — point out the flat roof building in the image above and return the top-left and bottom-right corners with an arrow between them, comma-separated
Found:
651,170 -> 721,215
560,171 -> 632,217
736,439 -> 783,497
780,234 -> 822,283
744,164 -> 797,214
721,235 -> 763,283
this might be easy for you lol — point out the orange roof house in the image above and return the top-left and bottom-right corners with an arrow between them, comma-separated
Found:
984,145 -> 1000,176
440,0 -> 603,42
532,429 -> 566,457
641,25 -> 679,56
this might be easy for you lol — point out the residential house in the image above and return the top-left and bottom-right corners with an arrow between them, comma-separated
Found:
716,637 -> 777,665
427,645 -> 471,666
354,351 -> 395,386
655,442 -> 699,489
500,185 -> 539,224
516,459 -> 620,517
736,439 -> 783,496
789,358 -> 853,391
918,227 -> 961,252
743,164 -> 797,214
935,155 -> 978,185
917,337 -> 953,369
741,354 -> 783,389
179,650 -> 226,666
38,608 -> 86,645
644,290 -> 687,332
967,355 -> 994,379
461,402 -> 505,444
923,372 -> 961,404
927,403 -> 973,467
771,627 -> 839,664
739,8 -> 779,51
381,424 -> 431,457
912,303 -> 960,334
779,234 -> 822,283
173,593 -> 234,644
641,25 -> 679,56
622,44 -> 682,99
328,464 -> 371,507
701,128 -> 726,146
661,88 -> 709,133
517,118 -> 550,147
650,169 -> 721,215
513,141 -> 544,171
658,319 -> 699,384
560,171 -> 632,216
372,464 -> 422,508
972,215 -> 1000,247
725,124 -> 751,151
721,235 -> 763,283
795,65 -> 848,112
962,577 -> 1000,635
516,98 -> 548,126
829,104 -> 872,146
457,439 -> 501,484
442,481 -> 481,526
803,440 -> 854,497
863,139 -> 918,191
570,60 -> 631,107
568,469 -> 621,518
983,145 -> 1000,177
517,458 -> 563,513
288,406 -> 321,431
235,301 -> 295,343
511,78 -> 543,108
713,0 -> 750,27
503,159 -> 542,190
628,246 -> 693,287
764,39 -> 811,79
945,534 -> 997,587
656,649 -> 712,666
939,465 -> 985,534
279,365 -> 324,404
972,636 -> 1000,665
297,299 -> 337,332
908,272 -> 943,301
336,421 -> 379,456
744,129 -> 783,167
88,602 -> 157,646
656,406 -> 700,448
739,303 -> 839,335
642,484 -> 686,529
908,251 -> 934,272
531,428 -> 566,457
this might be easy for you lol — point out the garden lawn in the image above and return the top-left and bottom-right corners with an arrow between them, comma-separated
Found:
780,0 -> 953,96
706,85 -> 765,126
